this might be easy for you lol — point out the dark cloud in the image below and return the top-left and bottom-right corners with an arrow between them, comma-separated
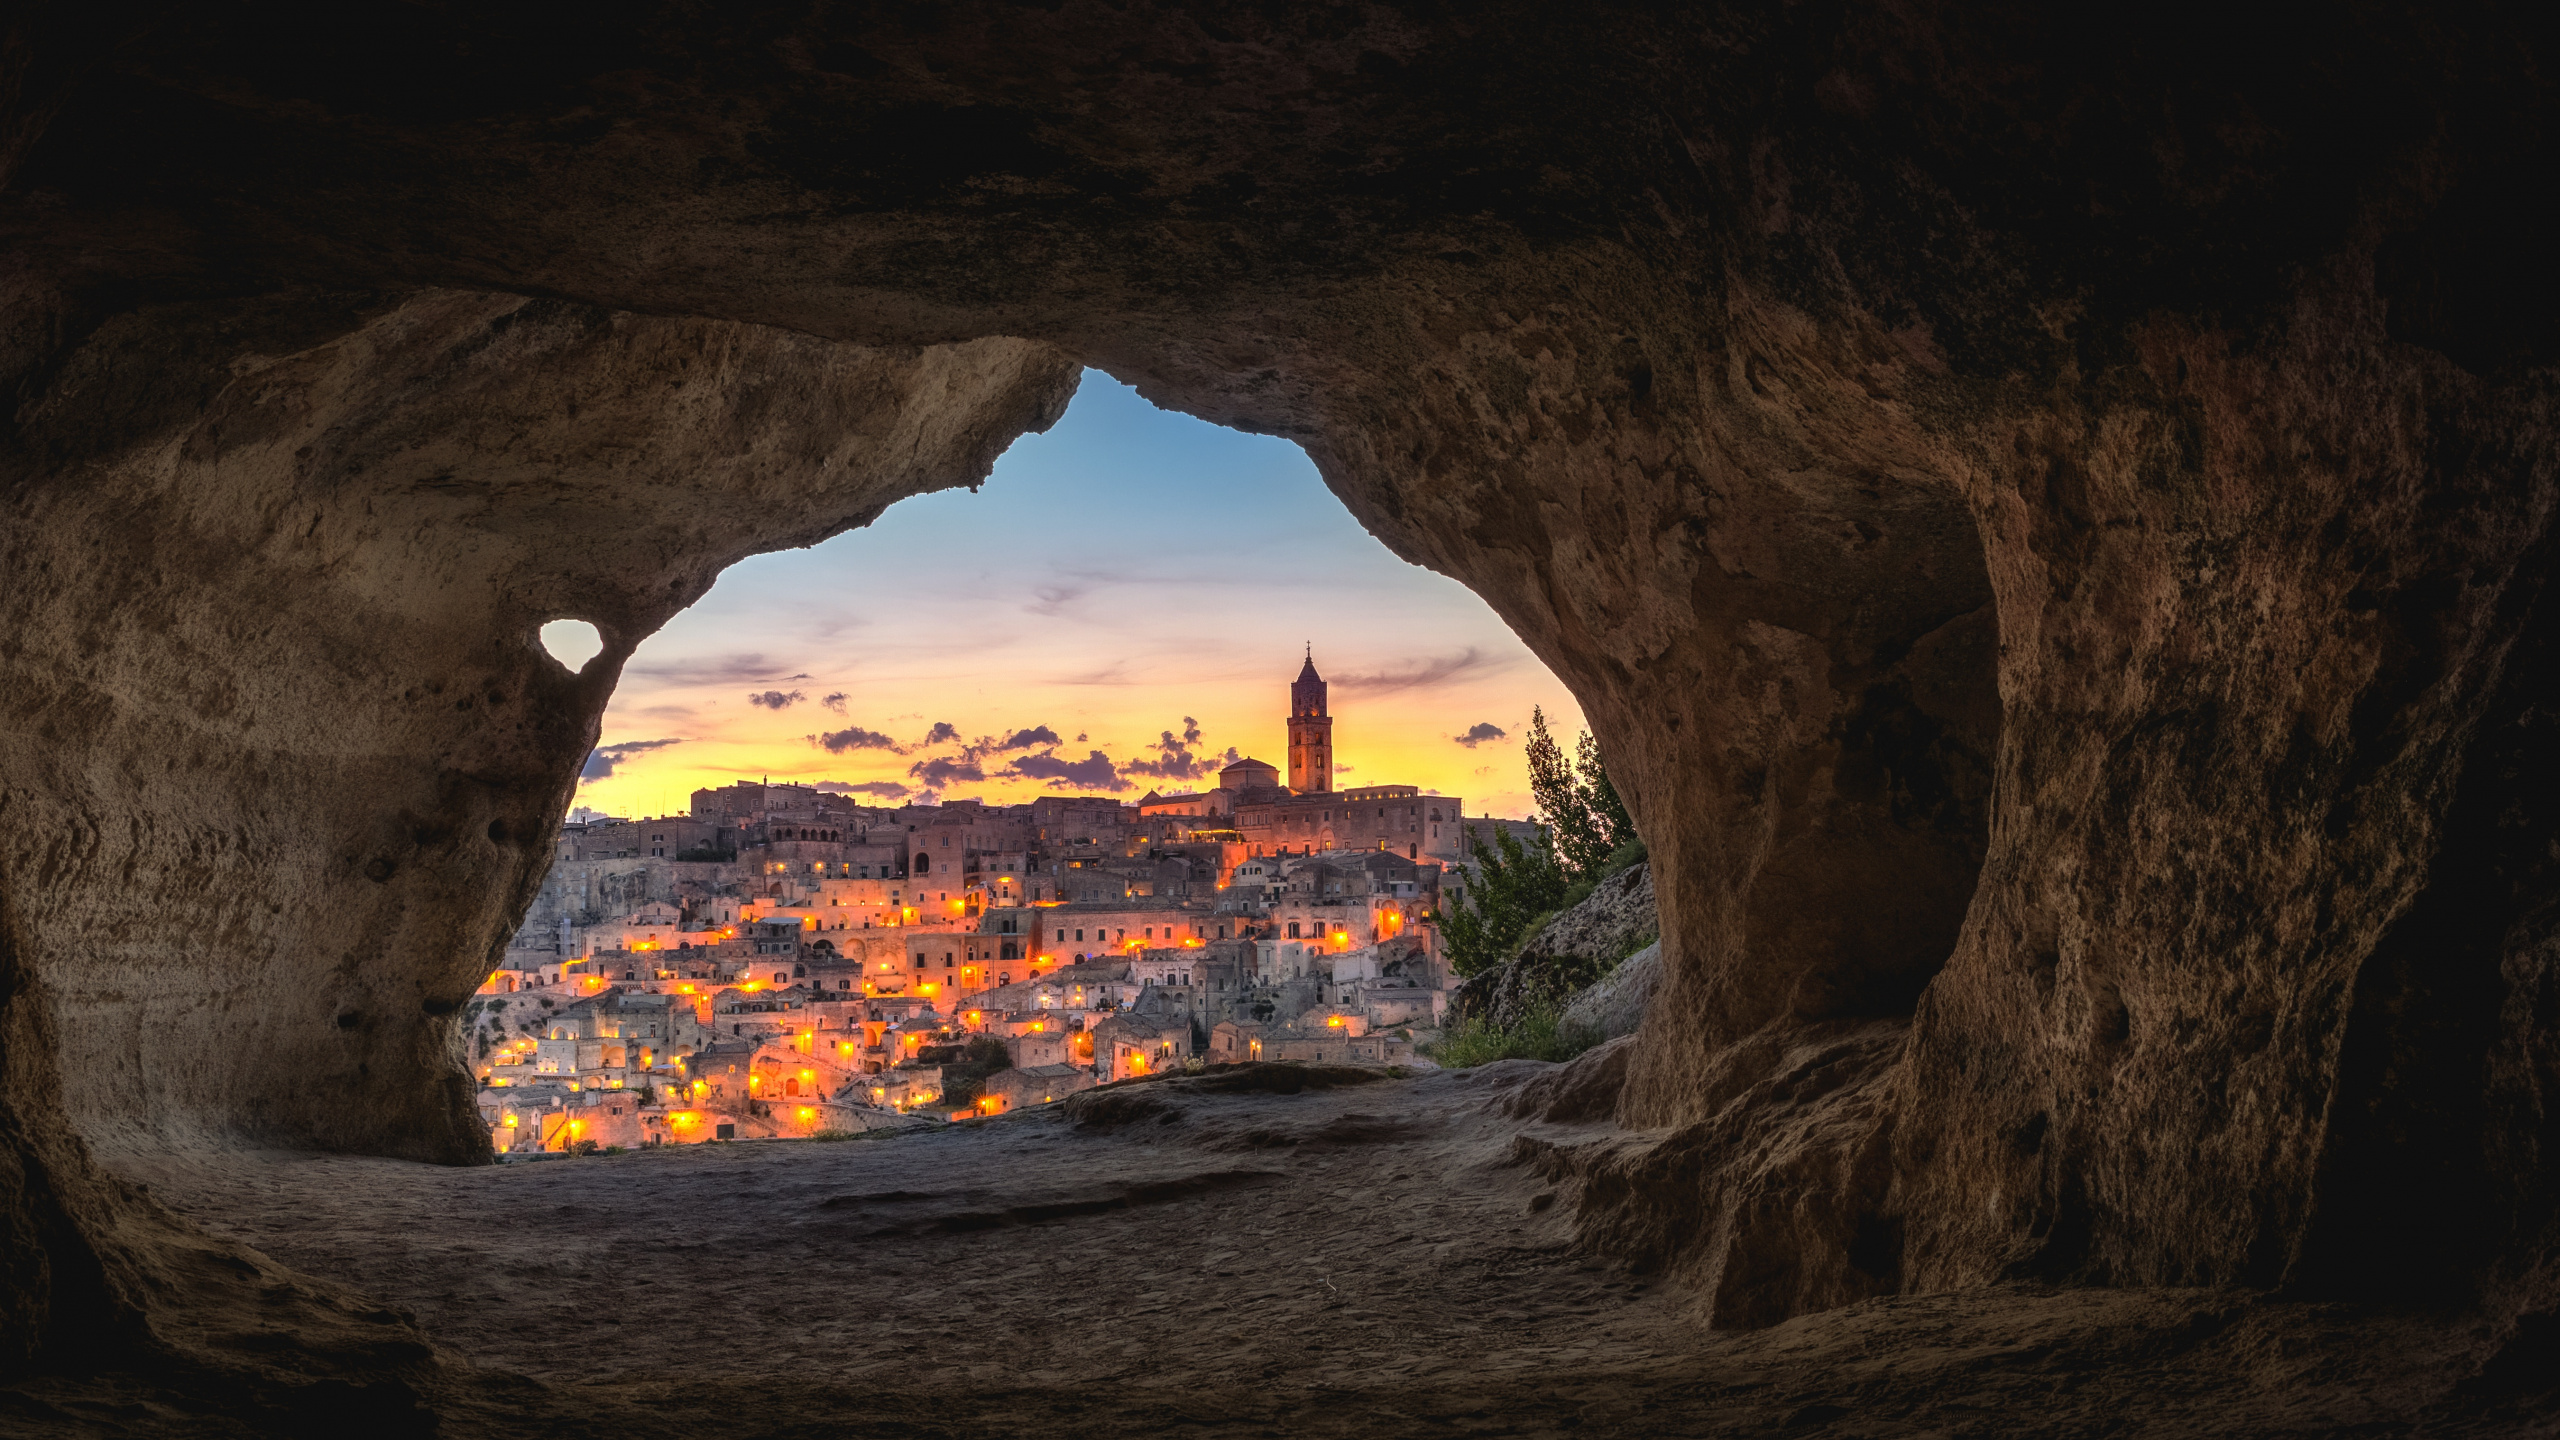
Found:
1336,764 -> 1355,774
1121,716 -> 1237,782
922,721 -> 961,746
995,725 -> 1062,751
578,737 -> 682,783
816,779 -> 908,799
821,692 -> 848,713
908,756 -> 986,788
1075,732 -> 1088,743
1454,721 -> 1508,748
1004,749 -> 1133,792
811,726 -> 902,754
747,689 -> 806,710
1331,647 -> 1500,695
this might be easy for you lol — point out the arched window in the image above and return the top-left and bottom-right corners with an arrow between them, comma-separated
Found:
915,854 -> 931,873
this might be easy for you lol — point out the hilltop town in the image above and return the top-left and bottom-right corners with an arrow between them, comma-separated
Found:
471,654 -> 1538,1153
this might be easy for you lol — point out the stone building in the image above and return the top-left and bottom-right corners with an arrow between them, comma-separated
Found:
1285,650 -> 1334,794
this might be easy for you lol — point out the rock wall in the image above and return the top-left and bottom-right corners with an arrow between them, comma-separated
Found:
2,0 -> 2557,1382
0,288 -> 1077,1360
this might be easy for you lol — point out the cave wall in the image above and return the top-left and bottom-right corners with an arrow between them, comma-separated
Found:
2,0 -> 2556,1367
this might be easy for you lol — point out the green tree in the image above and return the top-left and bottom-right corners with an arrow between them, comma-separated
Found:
1576,728 -> 1636,856
1525,707 -> 1637,882
1438,822 -> 1570,978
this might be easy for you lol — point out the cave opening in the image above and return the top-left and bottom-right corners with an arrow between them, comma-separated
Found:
5,1 -> 2558,1430
475,364 -> 1590,1146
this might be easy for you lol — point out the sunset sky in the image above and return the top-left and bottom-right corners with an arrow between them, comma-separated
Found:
568,370 -> 1583,822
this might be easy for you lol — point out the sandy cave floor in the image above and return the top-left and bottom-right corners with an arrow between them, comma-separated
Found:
65,1063 -> 2559,1439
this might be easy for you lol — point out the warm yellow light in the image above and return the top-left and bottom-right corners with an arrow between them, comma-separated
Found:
1327,1015 -> 1345,1028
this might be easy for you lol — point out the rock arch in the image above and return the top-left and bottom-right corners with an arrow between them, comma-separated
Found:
2,0 -> 2556,1404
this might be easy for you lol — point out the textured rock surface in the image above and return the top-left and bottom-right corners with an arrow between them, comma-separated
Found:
1,0 -> 2558,1422
1531,865 -> 1660,973
1563,942 -> 1665,1045
1456,863 -> 1659,1027
0,289 -> 1077,1367
30,1071 -> 2541,1440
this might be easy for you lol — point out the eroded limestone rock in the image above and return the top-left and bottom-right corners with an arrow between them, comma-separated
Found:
1562,942 -> 1663,1045
2,2 -> 2557,1408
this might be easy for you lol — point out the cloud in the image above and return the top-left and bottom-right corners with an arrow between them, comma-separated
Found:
1023,566 -> 1126,618
821,693 -> 848,713
1026,580 -> 1092,617
1120,717 -> 1239,783
629,653 -> 811,685
811,726 -> 902,754
1055,663 -> 1130,686
1473,765 -> 1496,778
816,779 -> 908,799
747,689 -> 807,710
1335,764 -> 1355,773
994,725 -> 1062,751
1331,647 -> 1500,695
1454,721 -> 1508,748
1075,732 -> 1088,743
579,737 -> 682,783
908,756 -> 986,788
1004,749 -> 1133,792
922,721 -> 961,746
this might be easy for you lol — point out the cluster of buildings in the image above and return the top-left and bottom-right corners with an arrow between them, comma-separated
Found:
470,655 -> 1532,1154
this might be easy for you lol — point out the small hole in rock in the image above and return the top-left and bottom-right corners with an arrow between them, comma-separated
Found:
538,618 -> 605,673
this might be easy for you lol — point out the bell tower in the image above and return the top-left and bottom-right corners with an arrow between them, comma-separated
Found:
1287,647 -> 1334,794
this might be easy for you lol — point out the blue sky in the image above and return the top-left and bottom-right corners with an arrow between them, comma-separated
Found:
577,370 -> 1583,819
